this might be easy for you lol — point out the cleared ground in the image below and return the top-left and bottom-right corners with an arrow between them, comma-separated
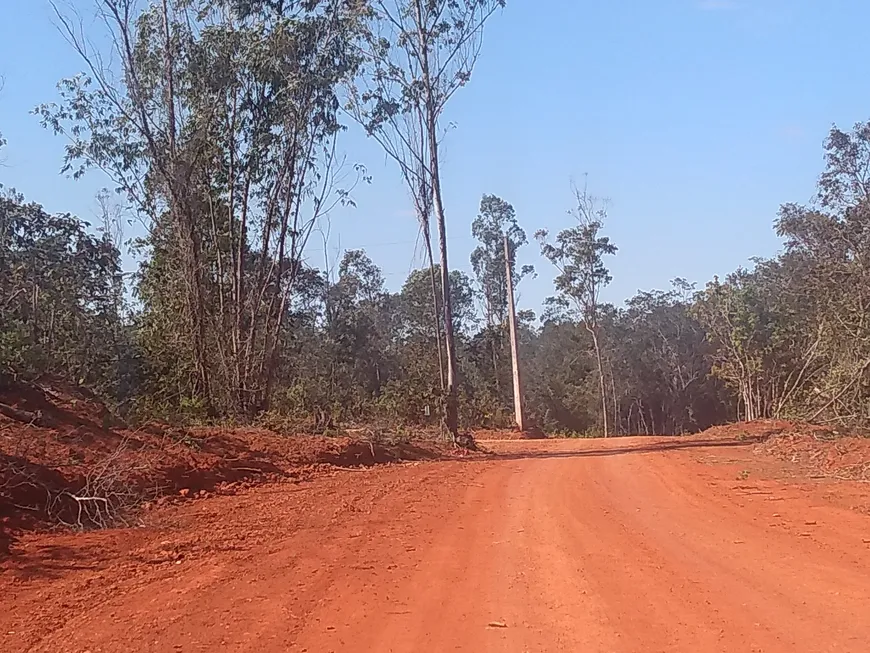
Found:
3,435 -> 870,652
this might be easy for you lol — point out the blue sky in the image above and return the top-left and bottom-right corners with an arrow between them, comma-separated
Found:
2,0 -> 870,316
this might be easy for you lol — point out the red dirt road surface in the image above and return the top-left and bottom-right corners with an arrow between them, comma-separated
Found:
4,436 -> 870,652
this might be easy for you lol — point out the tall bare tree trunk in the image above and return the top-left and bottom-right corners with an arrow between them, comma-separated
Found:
485,280 -> 500,397
415,0 -> 459,439
430,163 -> 459,437
608,359 -> 619,435
503,233 -> 525,431
161,0 -> 210,406
588,325 -> 609,437
423,221 -> 446,392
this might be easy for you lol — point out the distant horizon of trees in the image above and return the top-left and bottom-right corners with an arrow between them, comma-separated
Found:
4,115 -> 870,435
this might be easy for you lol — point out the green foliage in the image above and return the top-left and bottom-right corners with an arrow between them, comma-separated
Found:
692,120 -> 870,426
610,285 -> 727,433
467,194 -> 534,420
537,182 -> 618,436
470,194 -> 533,326
37,0 -> 368,418
536,186 -> 618,327
0,191 -> 128,400
350,0 -> 507,136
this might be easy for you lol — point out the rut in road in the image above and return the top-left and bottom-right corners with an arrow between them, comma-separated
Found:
4,437 -> 870,653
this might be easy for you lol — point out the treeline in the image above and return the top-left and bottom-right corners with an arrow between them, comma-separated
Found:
2,0 -> 870,435
1,183 -> 720,433
4,115 -> 870,434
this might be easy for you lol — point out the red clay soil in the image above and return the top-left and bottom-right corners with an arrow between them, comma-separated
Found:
3,432 -> 870,652
0,377 -> 454,549
758,431 -> 870,481
692,418 -> 870,482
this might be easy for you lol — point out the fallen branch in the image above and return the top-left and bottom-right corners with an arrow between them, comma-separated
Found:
0,401 -> 52,427
59,493 -> 112,530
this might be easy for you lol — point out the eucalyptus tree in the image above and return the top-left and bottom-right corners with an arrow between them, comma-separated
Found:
348,0 -> 505,439
470,194 -> 532,402
37,0 -> 366,416
537,182 -> 617,436
471,195 -> 533,328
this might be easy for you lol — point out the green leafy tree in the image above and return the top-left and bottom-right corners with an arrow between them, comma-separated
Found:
0,191 -> 126,398
38,0 -> 366,417
379,266 -> 476,425
348,0 -> 505,439
469,194 -> 533,414
608,283 -> 724,434
471,195 -> 534,327
537,182 -> 617,436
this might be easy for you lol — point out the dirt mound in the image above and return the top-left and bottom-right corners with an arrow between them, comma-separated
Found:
0,378 -> 451,551
757,429 -> 870,481
694,420 -> 870,481
694,419 -> 799,441
0,375 -> 118,431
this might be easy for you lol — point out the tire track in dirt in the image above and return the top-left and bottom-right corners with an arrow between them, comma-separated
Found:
550,447 -> 870,652
290,439 -> 870,653
291,460 -> 620,652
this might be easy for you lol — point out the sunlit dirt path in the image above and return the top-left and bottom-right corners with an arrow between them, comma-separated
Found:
4,437 -> 870,652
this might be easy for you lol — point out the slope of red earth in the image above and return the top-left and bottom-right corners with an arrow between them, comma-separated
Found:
2,406 -> 870,652
701,419 -> 870,486
0,377 -> 458,552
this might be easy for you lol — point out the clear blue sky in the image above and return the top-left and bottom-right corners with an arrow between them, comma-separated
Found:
2,0 -> 870,316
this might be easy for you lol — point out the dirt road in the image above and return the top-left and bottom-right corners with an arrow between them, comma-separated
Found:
4,437 -> 870,652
